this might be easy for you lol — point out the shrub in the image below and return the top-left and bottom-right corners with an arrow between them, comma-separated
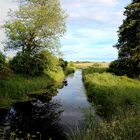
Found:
9,50 -> 60,76
108,59 -> 139,77
59,58 -> 68,71
10,53 -> 44,76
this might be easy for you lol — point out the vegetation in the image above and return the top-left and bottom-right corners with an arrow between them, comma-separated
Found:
73,66 -> 140,139
0,71 -> 64,108
109,0 -> 140,77
71,108 -> 140,140
83,67 -> 140,118
0,52 -> 5,68
4,0 -> 66,56
2,0 -> 66,76
74,62 -> 109,69
59,59 -> 75,75
0,0 -> 67,108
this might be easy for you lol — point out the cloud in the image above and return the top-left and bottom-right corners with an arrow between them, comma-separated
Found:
60,0 -> 131,61
0,0 -> 131,61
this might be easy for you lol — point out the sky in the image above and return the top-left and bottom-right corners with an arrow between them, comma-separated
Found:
0,0 -> 131,62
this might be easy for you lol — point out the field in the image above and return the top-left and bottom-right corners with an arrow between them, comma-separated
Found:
74,62 -> 109,69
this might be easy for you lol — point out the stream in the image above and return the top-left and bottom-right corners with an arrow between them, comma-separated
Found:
0,70 -> 92,140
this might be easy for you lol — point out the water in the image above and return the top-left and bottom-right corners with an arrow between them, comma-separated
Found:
0,70 -> 92,140
52,70 -> 91,129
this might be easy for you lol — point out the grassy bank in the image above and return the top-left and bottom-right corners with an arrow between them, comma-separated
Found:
0,69 -> 65,108
71,67 -> 140,140
83,67 -> 140,118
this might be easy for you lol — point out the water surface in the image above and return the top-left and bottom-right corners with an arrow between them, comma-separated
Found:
53,70 -> 91,129
0,70 -> 92,139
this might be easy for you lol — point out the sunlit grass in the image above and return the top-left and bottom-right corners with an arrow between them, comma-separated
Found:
0,70 -> 65,108
71,67 -> 140,140
74,62 -> 109,69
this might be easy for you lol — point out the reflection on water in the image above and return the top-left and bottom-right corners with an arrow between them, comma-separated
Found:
0,70 -> 92,139
52,70 -> 91,131
1,100 -> 66,140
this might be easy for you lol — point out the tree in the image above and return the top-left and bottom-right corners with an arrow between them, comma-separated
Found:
4,0 -> 66,55
109,0 -> 140,77
9,50 -> 60,76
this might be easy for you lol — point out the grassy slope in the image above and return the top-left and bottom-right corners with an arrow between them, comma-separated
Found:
72,67 -> 140,140
0,70 -> 65,108
83,67 -> 140,118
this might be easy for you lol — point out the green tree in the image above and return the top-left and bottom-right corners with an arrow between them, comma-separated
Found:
109,0 -> 140,77
4,0 -> 66,55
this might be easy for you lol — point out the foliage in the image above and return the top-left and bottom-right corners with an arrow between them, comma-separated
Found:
3,0 -> 66,76
4,0 -> 66,55
59,58 -> 68,71
0,52 -> 5,68
71,109 -> 140,140
10,52 -> 44,76
77,67 -> 140,140
83,67 -> 140,118
83,67 -> 107,74
9,50 -> 63,76
109,0 -> 140,77
59,59 -> 75,75
0,69 -> 64,108
108,59 -> 135,77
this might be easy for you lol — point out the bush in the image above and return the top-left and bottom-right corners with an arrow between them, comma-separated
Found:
108,59 -> 139,77
10,50 -> 62,76
10,53 -> 44,76
59,58 -> 68,71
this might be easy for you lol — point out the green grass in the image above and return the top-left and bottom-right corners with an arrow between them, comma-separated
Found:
83,67 -> 140,118
71,67 -> 140,140
71,109 -> 140,140
0,69 -> 65,108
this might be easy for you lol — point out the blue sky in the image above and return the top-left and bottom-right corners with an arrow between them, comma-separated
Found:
0,0 -> 131,61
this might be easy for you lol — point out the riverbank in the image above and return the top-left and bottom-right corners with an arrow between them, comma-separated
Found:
0,70 -> 65,108
0,70 -> 91,140
73,67 -> 140,140
83,67 -> 140,118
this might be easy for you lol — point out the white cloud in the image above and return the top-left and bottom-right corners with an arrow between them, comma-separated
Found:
0,0 -> 131,61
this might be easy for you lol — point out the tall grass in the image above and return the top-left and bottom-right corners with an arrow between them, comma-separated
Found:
0,69 -> 65,108
83,67 -> 140,118
70,67 -> 140,140
71,109 -> 140,140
